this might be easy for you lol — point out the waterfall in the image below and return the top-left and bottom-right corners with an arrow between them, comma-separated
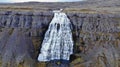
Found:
38,11 -> 74,61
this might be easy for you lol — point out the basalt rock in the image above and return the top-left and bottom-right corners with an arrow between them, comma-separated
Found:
0,11 -> 120,67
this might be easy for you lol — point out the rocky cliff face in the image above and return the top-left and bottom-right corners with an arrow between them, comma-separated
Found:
0,11 -> 120,67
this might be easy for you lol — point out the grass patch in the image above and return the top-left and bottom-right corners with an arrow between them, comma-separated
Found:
0,61 -> 2,67
8,28 -> 14,35
37,62 -> 46,67
71,58 -> 84,65
64,8 -> 98,13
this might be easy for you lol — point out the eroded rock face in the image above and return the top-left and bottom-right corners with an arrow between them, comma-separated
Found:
0,11 -> 120,67
0,28 -> 36,67
68,13 -> 120,67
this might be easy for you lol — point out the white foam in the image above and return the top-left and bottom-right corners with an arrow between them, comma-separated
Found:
38,12 -> 74,61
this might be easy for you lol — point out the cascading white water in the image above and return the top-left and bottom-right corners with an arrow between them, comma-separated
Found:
38,11 -> 74,61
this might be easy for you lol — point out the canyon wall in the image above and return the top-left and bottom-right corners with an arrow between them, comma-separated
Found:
0,11 -> 120,67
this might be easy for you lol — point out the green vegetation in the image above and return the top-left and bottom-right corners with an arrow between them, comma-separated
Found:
71,58 -> 84,65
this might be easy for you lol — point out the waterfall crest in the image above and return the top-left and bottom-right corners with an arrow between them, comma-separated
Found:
38,11 -> 74,61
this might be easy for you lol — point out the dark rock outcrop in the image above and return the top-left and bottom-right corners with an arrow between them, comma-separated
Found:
0,11 -> 120,67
